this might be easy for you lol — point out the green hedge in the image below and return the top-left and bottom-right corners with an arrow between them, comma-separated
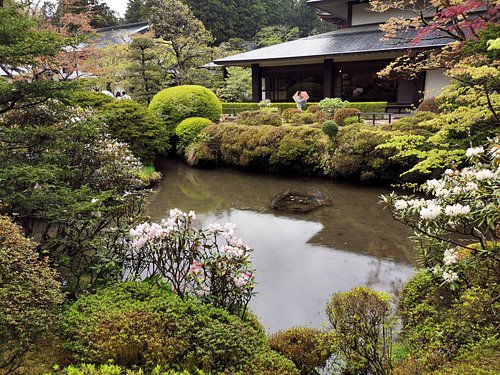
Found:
222,101 -> 386,114
348,102 -> 387,112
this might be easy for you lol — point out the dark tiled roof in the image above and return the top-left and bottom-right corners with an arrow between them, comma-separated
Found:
93,22 -> 150,48
215,25 -> 453,65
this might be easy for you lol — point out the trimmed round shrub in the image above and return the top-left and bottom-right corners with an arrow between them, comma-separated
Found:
237,110 -> 282,126
417,97 -> 440,113
99,100 -> 171,163
306,104 -> 320,113
149,85 -> 222,132
269,326 -> 334,375
175,117 -> 214,153
0,215 -> 64,371
321,120 -> 339,138
333,107 -> 361,126
62,282 -> 298,374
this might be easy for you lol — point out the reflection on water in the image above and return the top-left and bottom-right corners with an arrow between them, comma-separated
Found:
146,159 -> 416,332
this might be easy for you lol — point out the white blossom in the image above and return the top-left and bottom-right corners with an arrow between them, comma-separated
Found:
394,199 -> 408,210
419,203 -> 442,220
475,169 -> 495,181
426,179 -> 446,192
443,248 -> 458,265
407,198 -> 427,209
444,203 -> 471,217
207,223 -> 223,233
465,146 -> 484,158
442,270 -> 459,283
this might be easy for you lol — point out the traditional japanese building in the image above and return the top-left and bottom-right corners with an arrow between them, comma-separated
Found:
214,0 -> 453,106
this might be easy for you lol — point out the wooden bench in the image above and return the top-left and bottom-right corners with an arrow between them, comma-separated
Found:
357,112 -> 393,126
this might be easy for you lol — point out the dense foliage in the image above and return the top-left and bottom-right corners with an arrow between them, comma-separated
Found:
326,287 -> 395,375
384,139 -> 499,372
237,109 -> 283,126
175,117 -> 214,153
62,282 -> 298,374
98,100 -> 171,163
269,327 -> 334,375
0,216 -> 64,373
187,124 -> 330,174
149,85 -> 222,133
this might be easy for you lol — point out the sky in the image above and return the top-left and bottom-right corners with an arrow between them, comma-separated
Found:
102,0 -> 127,17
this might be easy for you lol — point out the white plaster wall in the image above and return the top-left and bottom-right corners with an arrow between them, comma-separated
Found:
424,69 -> 451,99
351,4 -> 415,26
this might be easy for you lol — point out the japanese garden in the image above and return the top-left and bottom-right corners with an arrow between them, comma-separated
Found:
0,0 -> 499,374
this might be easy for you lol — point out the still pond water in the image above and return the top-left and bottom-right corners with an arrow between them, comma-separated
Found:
145,159 -> 416,333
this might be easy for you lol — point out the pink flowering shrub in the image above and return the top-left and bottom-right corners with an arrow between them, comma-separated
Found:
383,138 -> 499,288
127,209 -> 255,314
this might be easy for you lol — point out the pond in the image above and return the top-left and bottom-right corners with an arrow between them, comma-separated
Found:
145,159 -> 416,333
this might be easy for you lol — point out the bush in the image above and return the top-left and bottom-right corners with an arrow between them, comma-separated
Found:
62,282 -> 298,374
237,110 -> 282,126
318,97 -> 350,116
69,90 -> 115,108
221,102 -> 319,115
321,120 -> 339,138
323,124 -> 402,181
48,363 -> 203,374
344,116 -> 362,125
326,287 -> 394,375
307,104 -> 320,113
99,100 -> 171,163
175,117 -> 214,153
282,109 -> 316,125
333,107 -> 361,126
149,85 -> 222,133
350,101 -> 387,113
417,97 -> 440,113
188,124 -> 329,174
0,216 -> 64,372
269,327 -> 334,375
281,108 -> 302,121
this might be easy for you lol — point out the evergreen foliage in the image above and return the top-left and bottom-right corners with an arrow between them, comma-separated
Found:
149,0 -> 214,85
98,100 -> 171,163
0,216 -> 64,372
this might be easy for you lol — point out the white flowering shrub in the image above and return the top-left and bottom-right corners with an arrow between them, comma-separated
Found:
383,139 -> 499,289
127,209 -> 255,314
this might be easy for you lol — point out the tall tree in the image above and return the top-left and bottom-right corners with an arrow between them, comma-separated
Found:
55,0 -> 118,28
254,25 -> 300,48
124,0 -> 145,23
149,0 -> 214,85
125,32 -> 170,103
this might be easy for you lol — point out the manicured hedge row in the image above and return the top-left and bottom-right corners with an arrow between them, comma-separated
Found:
222,101 -> 386,114
349,101 -> 387,113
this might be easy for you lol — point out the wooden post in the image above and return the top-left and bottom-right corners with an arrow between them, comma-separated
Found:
323,59 -> 335,98
251,63 -> 261,102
